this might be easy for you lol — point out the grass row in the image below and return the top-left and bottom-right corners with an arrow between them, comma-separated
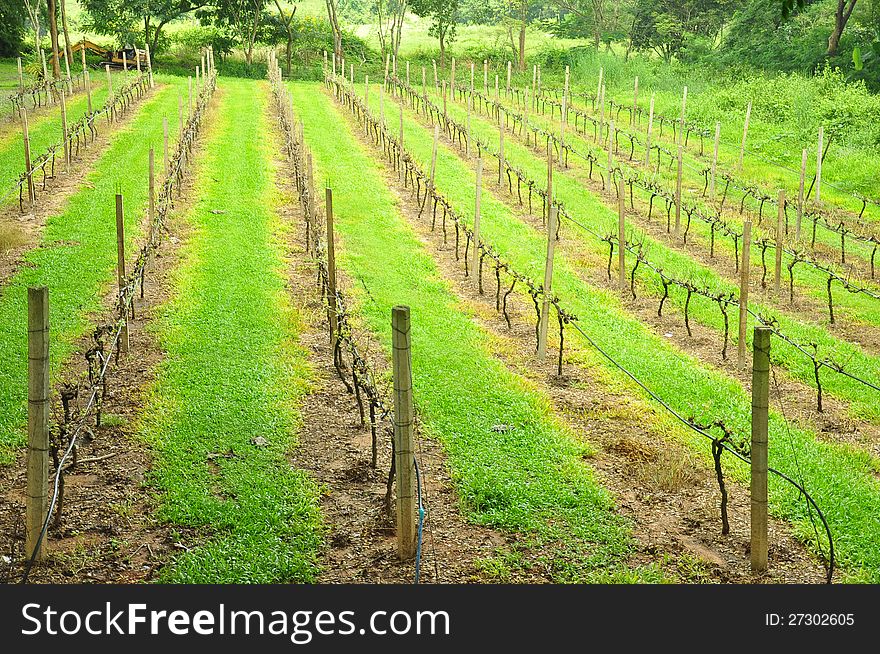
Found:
141,79 -> 322,583
417,81 -> 880,424
361,79 -> 880,582
0,76 -> 185,464
290,81 -> 658,583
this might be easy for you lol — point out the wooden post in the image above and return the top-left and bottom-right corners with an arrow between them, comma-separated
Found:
380,83 -> 385,124
710,122 -> 720,200
63,49 -> 73,95
433,59 -> 438,88
466,94 -> 471,157
531,64 -> 537,110
163,117 -> 169,176
506,60 -> 511,96
17,57 -> 23,91
797,149 -> 807,241
645,93 -> 654,166
145,41 -> 154,88
560,66 -> 569,152
483,60 -> 488,95
494,75 -> 499,102
632,76 -> 638,125
196,65 -> 200,97
442,80 -> 447,120
149,148 -> 155,227
85,70 -> 92,114
81,41 -> 87,73
137,47 -> 142,73
115,193 -> 129,353
421,66 -> 426,97
106,64 -> 113,100
392,305 -> 416,561
675,144 -> 683,236
739,101 -> 751,170
178,92 -> 183,135
383,53 -> 389,87
815,126 -> 823,204
618,178 -> 626,291
326,188 -> 338,353
471,63 -> 475,95
26,286 -> 50,562
537,204 -> 558,358
750,325 -> 770,574
546,142 -> 553,217
451,57 -> 456,96
599,84 -> 606,143
471,158 -> 483,274
595,66 -> 603,110
333,53 -> 337,77
429,125 -> 439,196
57,91 -> 69,175
123,50 -> 128,71
22,108 -> 35,205
678,85 -> 688,146
350,63 -> 354,86
406,60 -> 410,86
774,190 -> 785,294
499,110 -> 505,184
607,118 -> 614,180
188,76 -> 193,118
40,49 -> 49,88
737,221 -> 752,367
399,101 -> 404,147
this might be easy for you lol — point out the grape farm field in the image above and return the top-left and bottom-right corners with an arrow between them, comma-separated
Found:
1,54 -> 879,586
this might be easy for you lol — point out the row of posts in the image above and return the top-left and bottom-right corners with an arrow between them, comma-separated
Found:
23,53 -> 213,561
329,64 -> 772,571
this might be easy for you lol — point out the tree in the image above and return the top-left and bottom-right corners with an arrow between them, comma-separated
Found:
59,0 -> 73,74
82,0 -> 209,53
782,0 -> 857,57
273,0 -> 296,75
47,0 -> 62,78
630,0 -> 729,62
376,0 -> 407,62
410,0 -> 459,66
552,0 -> 609,50
23,0 -> 42,54
208,0 -> 269,64
326,0 -> 343,60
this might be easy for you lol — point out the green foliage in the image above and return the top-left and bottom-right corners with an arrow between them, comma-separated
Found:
0,0 -> 27,57
410,0 -> 461,56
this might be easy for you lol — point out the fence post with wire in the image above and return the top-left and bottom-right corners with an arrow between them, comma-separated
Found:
26,286 -> 50,562
392,305 -> 417,561
751,325 -> 770,573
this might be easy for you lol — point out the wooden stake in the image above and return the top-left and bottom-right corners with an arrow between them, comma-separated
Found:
595,66 -> 603,109
85,70 -> 92,114
188,77 -> 193,118
178,92 -> 183,135
399,101 -> 404,147
607,118 -> 614,180
775,190 -> 785,294
645,94 -> 654,166
632,76 -> 638,125
115,193 -> 129,354
546,141 -> 553,216
499,110 -> 505,184
483,60 -> 488,95
40,49 -> 48,87
148,148 -> 155,226
145,41 -> 154,88
17,57 -> 23,91
429,125 -> 439,196
326,188 -> 338,353
738,101 -> 751,170
380,83 -> 385,124
494,74 -> 499,102
26,286 -> 50,562
675,144 -> 683,236
506,60 -> 511,96
137,46 -> 141,73
750,325 -> 770,574
678,85 -> 688,146
60,91 -> 69,170
710,122 -> 720,199
123,50 -> 128,71
471,158 -> 483,274
738,221 -> 752,367
815,126 -> 823,204
406,60 -> 410,86
537,204 -> 558,358
391,305 -> 416,561
797,148 -> 807,241
618,178 -> 626,291
106,64 -> 113,101
22,108 -> 35,205
599,84 -> 606,143
451,57 -> 456,96
163,117 -> 169,177
81,41 -> 86,73
433,59 -> 438,88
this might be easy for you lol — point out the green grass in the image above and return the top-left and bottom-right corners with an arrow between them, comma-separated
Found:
363,81 -> 880,581
142,79 -> 321,584
290,80 -> 654,582
0,76 -> 184,464
418,79 -> 880,424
